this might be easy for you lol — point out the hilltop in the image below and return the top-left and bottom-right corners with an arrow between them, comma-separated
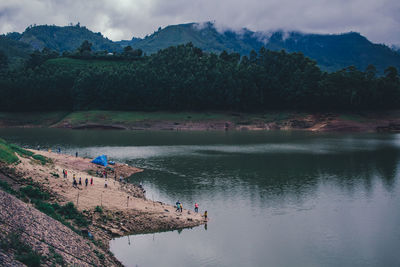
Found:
2,22 -> 400,72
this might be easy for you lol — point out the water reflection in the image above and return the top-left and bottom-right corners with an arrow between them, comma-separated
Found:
1,129 -> 400,266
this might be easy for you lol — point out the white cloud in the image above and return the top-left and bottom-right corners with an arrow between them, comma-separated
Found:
0,0 -> 399,45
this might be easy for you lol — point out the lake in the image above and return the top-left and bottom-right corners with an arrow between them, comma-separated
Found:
1,128 -> 400,267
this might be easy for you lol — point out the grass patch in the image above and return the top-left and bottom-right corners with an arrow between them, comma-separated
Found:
0,232 -> 43,267
8,144 -> 34,157
20,185 -> 49,200
339,114 -> 367,122
0,140 -> 19,164
32,154 -> 51,165
0,112 -> 68,126
62,110 -> 236,126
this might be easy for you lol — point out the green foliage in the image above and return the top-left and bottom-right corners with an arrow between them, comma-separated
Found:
0,232 -> 42,267
0,180 -> 17,194
32,154 -> 51,165
57,202 -> 89,227
8,144 -> 34,157
48,246 -> 65,266
0,42 -> 399,112
95,205 -> 103,213
15,24 -> 121,53
20,185 -> 49,200
0,143 -> 19,164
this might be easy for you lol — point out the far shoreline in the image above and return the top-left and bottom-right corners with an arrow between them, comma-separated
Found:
0,110 -> 400,132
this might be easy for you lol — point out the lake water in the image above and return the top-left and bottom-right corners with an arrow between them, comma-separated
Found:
1,129 -> 400,267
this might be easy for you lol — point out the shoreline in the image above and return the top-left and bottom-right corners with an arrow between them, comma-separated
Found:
0,148 -> 205,266
0,110 -> 400,132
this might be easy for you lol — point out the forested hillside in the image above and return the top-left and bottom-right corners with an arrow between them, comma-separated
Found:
1,23 -> 400,73
125,23 -> 400,73
0,43 -> 399,112
8,24 -> 121,52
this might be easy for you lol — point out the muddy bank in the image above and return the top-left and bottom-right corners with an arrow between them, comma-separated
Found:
1,110 -> 400,132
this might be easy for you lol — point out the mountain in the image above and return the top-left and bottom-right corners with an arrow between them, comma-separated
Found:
0,35 -> 33,66
9,24 -> 121,52
2,22 -> 400,72
123,22 -> 400,72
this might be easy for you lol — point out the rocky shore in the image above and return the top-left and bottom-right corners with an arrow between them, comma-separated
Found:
0,149 -> 205,266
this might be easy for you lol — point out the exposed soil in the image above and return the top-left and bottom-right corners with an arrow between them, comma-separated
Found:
2,111 -> 400,132
0,150 -> 206,266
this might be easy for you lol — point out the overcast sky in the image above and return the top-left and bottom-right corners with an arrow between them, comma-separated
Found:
1,0 -> 400,45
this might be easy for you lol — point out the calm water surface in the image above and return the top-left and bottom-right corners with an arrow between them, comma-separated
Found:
1,129 -> 400,267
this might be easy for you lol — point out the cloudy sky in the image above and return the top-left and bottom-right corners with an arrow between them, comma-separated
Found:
1,0 -> 400,45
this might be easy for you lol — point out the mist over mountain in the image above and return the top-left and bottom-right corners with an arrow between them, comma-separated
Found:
2,22 -> 400,72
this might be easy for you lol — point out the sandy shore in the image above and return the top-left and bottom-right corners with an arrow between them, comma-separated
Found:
7,150 -> 205,247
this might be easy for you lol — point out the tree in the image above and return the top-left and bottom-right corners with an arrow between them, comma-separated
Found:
78,40 -> 92,54
0,50 -> 8,69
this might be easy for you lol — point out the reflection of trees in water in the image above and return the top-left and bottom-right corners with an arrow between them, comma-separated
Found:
130,147 -> 400,203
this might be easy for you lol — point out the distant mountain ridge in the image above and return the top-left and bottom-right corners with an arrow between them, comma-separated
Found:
2,22 -> 400,72
124,22 -> 400,72
6,24 -> 121,52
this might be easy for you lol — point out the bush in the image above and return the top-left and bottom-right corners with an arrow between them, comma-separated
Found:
58,202 -> 89,227
95,205 -> 103,213
0,180 -> 16,194
20,186 -> 49,200
32,154 -> 51,165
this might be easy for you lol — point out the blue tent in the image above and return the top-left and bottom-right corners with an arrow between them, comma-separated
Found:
91,155 -> 108,166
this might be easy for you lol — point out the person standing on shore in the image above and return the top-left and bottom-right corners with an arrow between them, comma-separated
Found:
176,201 -> 180,212
90,177 -> 93,185
79,177 -> 82,186
75,151 -> 78,157
204,211 -> 208,221
195,203 -> 199,213
85,178 -> 88,187
180,203 -> 183,212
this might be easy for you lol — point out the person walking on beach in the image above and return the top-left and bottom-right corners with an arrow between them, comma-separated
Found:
75,151 -> 78,157
73,174 -> 76,181
180,203 -> 183,212
65,170 -> 68,178
104,180 -> 108,188
176,201 -> 180,212
85,178 -> 88,187
79,177 -> 82,186
204,211 -> 208,221
195,203 -> 199,213
90,177 -> 93,185
73,178 -> 77,188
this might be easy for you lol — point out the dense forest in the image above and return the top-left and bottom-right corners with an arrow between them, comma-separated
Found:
0,41 -> 399,111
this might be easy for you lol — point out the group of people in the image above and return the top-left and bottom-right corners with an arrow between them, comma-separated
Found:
175,201 -> 207,220
72,174 -> 93,188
